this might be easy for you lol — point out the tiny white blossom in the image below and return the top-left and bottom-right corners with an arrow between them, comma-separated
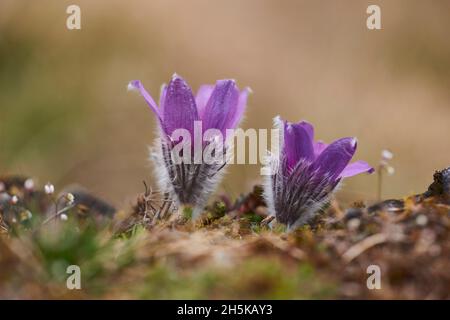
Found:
25,211 -> 33,219
44,183 -> 55,195
24,178 -> 35,191
60,213 -> 69,221
386,166 -> 395,176
11,195 -> 19,204
416,214 -> 428,226
347,218 -> 361,231
381,149 -> 393,161
66,193 -> 75,205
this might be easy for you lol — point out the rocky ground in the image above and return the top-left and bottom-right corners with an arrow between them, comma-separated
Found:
0,168 -> 449,299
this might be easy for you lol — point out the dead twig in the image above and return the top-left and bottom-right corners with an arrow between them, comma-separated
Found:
342,233 -> 387,263
42,204 -> 75,225
261,215 -> 275,227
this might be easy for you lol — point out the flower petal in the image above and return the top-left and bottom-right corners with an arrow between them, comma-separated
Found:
201,80 -> 241,134
299,121 -> 314,142
284,121 -> 315,171
312,137 -> 357,180
196,85 -> 215,119
229,87 -> 250,129
159,84 -> 167,112
339,160 -> 375,178
313,141 -> 328,158
128,80 -> 162,122
163,74 -> 199,136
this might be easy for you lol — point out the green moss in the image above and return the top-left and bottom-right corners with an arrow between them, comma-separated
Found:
136,257 -> 336,299
182,206 -> 193,220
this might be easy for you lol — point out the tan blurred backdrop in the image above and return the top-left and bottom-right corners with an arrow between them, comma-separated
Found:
1,0 -> 449,207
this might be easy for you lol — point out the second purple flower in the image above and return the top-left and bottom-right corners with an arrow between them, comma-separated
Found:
263,116 -> 374,230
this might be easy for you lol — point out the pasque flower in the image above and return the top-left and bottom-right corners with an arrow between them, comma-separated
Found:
263,117 -> 374,230
129,74 -> 249,217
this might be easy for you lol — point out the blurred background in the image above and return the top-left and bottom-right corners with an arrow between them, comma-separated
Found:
1,0 -> 449,208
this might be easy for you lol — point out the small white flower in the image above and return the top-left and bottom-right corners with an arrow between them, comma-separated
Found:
11,195 -> 19,205
60,213 -> 69,221
26,211 -> 33,219
386,166 -> 395,176
65,193 -> 75,205
44,183 -> 55,195
416,214 -> 428,226
381,149 -> 393,161
347,218 -> 361,231
24,178 -> 35,191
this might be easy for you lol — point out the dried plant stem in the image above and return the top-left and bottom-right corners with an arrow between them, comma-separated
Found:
377,167 -> 383,201
342,233 -> 387,263
42,205 -> 75,225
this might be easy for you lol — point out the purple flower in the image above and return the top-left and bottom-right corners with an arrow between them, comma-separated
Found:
129,74 -> 249,217
263,117 -> 374,230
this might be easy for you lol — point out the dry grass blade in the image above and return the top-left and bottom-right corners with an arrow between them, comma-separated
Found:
342,233 -> 388,263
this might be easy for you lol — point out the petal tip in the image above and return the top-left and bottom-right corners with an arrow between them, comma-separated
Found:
299,120 -> 312,127
216,79 -> 237,89
220,78 -> 236,83
171,73 -> 185,83
127,80 -> 140,92
273,115 -> 283,127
